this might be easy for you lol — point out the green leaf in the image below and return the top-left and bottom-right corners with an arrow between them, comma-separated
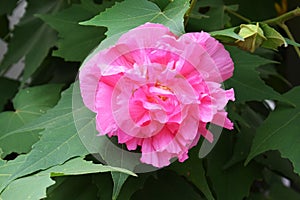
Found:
1,156 -> 134,199
93,173 -> 113,200
0,77 -> 19,111
1,175 -> 55,200
224,106 -> 263,169
0,0 -> 18,15
47,175 -> 99,200
187,0 -> 235,31
210,27 -> 244,43
226,46 -> 289,103
255,151 -> 300,187
80,0 -> 190,37
0,85 -> 88,192
111,172 -> 129,200
0,0 -> 68,81
260,23 -> 287,51
131,170 -> 203,200
206,132 -> 262,200
268,182 -> 300,199
285,38 -> 300,47
1,174 -> 55,200
39,0 -> 110,62
170,147 -> 214,200
246,86 -> 300,175
44,157 -> 136,177
0,84 -> 63,157
0,155 -> 27,190
117,174 -> 149,200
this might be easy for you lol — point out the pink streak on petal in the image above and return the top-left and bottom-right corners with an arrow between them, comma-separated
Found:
183,32 -> 234,81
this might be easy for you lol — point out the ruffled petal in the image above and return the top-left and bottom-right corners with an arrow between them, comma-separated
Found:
95,81 -> 117,135
79,57 -> 102,112
182,32 -> 234,81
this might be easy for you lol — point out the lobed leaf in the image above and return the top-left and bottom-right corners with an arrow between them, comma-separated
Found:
39,0 -> 111,62
0,0 -> 68,82
0,84 -> 63,157
246,86 -> 300,175
80,0 -> 190,37
0,156 -> 135,199
226,46 -> 290,104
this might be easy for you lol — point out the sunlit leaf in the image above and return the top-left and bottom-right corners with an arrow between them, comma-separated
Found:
80,0 -> 190,37
1,174 -> 54,200
0,85 -> 87,192
39,0 -> 111,62
210,27 -> 243,43
0,84 -> 63,157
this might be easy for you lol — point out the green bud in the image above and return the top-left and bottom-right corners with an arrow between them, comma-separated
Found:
236,23 -> 267,52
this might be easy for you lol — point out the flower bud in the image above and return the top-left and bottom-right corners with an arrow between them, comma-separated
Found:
236,23 -> 267,52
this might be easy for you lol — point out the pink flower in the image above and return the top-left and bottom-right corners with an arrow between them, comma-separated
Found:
79,23 -> 235,168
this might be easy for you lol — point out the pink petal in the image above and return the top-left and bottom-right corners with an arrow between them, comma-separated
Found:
212,111 -> 234,130
79,57 -> 102,112
118,22 -> 176,50
183,32 -> 234,81
152,125 -> 176,151
95,81 -> 117,134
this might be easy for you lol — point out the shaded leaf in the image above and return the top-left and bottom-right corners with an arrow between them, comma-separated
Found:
39,0 -> 110,62
285,38 -> 300,47
170,147 -> 214,200
187,0 -> 235,31
93,173 -> 113,200
260,23 -> 287,50
131,170 -> 203,200
0,84 -> 63,157
246,86 -> 300,175
117,174 -> 149,200
224,105 -> 263,169
81,0 -> 190,37
226,46 -> 290,103
0,0 -> 68,81
111,172 -> 129,200
255,151 -> 300,187
207,132 -> 262,200
0,77 -> 19,111
0,0 -> 18,15
47,175 -> 98,200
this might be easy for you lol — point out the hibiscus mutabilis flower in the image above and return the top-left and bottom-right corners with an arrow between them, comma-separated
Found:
79,23 -> 235,168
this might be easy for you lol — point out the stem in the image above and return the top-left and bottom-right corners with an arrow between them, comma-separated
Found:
263,7 -> 300,24
279,23 -> 300,57
184,0 -> 197,26
225,7 -> 252,23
